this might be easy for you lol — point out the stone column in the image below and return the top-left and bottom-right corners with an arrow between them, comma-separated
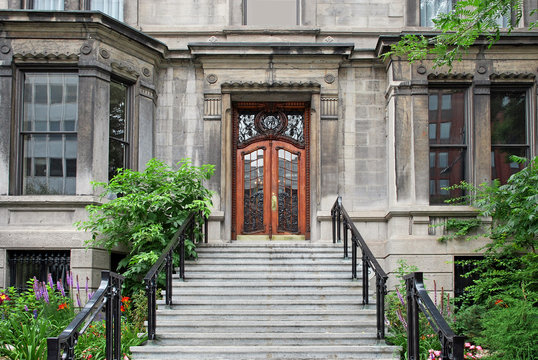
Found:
473,79 -> 492,185
77,63 -> 110,195
411,80 -> 429,205
0,42 -> 12,195
138,84 -> 156,170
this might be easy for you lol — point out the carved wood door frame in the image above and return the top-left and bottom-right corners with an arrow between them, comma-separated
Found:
232,102 -> 310,240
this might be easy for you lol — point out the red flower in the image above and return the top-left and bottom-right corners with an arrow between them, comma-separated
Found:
494,299 -> 503,305
121,296 -> 130,303
0,293 -> 11,304
58,302 -> 68,310
121,305 -> 125,312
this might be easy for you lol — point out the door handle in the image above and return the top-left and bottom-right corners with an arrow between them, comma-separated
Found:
271,193 -> 277,211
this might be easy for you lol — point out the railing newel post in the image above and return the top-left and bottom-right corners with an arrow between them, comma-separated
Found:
179,234 -> 185,281
351,235 -> 357,280
406,272 -> 421,360
204,213 -> 209,243
113,275 -> 122,360
331,208 -> 336,244
105,272 -> 114,360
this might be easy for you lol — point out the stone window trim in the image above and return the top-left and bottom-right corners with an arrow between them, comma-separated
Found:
11,66 -> 80,196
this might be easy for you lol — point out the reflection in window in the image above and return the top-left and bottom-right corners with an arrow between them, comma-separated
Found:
421,0 -> 452,27
244,0 -> 299,26
91,0 -> 124,21
22,73 -> 78,195
31,0 -> 64,10
490,90 -> 527,184
429,88 -> 466,204
109,80 -> 129,180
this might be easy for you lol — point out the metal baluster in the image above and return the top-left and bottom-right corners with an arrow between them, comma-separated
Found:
105,275 -> 114,360
179,234 -> 185,280
376,275 -> 386,339
362,251 -> 369,305
146,277 -> 157,340
351,238 -> 355,280
343,218 -> 348,259
113,276 -> 122,360
165,252 -> 173,305
331,207 -> 336,244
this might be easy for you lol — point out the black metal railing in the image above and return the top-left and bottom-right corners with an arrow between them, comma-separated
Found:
8,250 -> 70,291
143,211 -> 207,340
404,272 -> 465,360
331,196 -> 388,339
47,271 -> 125,360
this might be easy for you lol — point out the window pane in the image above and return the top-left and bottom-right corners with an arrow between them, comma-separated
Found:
91,0 -> 124,21
32,0 -> 64,10
421,0 -> 452,27
23,73 -> 78,133
491,90 -> 526,145
109,80 -> 129,180
429,89 -> 465,145
491,147 -> 527,184
429,148 -> 466,205
245,0 -> 298,25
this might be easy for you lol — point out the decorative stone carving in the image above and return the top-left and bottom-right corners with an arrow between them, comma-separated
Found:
99,49 -> 110,59
323,36 -> 335,43
417,65 -> 427,74
324,74 -> 335,84
477,65 -> 487,74
80,44 -> 92,55
321,97 -> 338,120
0,45 -> 11,54
204,95 -> 222,120
206,74 -> 218,84
208,36 -> 218,43
142,67 -> 151,77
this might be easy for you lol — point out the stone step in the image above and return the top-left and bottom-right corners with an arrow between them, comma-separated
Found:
130,345 -> 399,360
152,332 -> 381,346
171,279 -> 365,287
185,258 -> 352,265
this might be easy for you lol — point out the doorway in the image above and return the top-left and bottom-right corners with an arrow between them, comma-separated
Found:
232,102 -> 310,240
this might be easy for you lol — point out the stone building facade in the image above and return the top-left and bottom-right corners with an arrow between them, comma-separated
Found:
0,0 -> 537,294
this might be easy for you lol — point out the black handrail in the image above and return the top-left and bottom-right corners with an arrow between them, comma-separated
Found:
47,271 -> 125,360
331,195 -> 388,339
404,272 -> 465,360
143,211 -> 207,340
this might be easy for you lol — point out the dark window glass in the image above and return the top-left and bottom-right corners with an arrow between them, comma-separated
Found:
109,80 -> 129,180
490,90 -> 528,184
8,250 -> 70,291
421,0 -> 452,26
454,256 -> 484,304
429,89 -> 466,204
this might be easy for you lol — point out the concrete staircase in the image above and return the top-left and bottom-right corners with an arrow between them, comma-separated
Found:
131,242 -> 399,360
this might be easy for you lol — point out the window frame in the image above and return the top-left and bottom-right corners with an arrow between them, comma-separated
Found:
242,0 -> 301,26
13,67 -> 80,196
489,85 -> 532,183
428,85 -> 470,205
108,77 -> 133,181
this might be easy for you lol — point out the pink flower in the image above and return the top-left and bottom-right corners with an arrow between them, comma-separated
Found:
434,350 -> 441,357
476,346 -> 483,351
465,342 -> 471,348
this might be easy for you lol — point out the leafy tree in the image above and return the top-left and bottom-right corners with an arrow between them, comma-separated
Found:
384,0 -> 538,68
443,156 -> 538,359
78,158 -> 214,292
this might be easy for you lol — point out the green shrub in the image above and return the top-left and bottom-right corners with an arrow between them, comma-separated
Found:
78,158 -> 214,292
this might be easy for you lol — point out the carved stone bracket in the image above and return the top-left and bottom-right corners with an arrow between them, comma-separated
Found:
204,94 -> 222,121
321,97 -> 338,120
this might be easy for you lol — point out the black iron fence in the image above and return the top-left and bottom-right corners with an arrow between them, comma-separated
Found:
143,211 -> 207,340
47,271 -> 125,360
331,196 -> 388,339
8,250 -> 70,291
405,272 -> 465,360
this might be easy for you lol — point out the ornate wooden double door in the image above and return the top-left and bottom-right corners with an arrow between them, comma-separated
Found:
233,102 -> 310,240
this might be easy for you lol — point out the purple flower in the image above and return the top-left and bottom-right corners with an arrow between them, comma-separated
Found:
33,309 -> 38,319
43,287 -> 49,304
434,280 -> 437,306
33,277 -> 41,300
57,281 -> 66,297
76,293 -> 81,307
24,305 -> 29,312
85,277 -> 89,294
48,273 -> 54,290
66,271 -> 73,289
76,275 -> 80,292
397,309 -> 407,328
88,292 -> 93,300
396,287 -> 405,306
